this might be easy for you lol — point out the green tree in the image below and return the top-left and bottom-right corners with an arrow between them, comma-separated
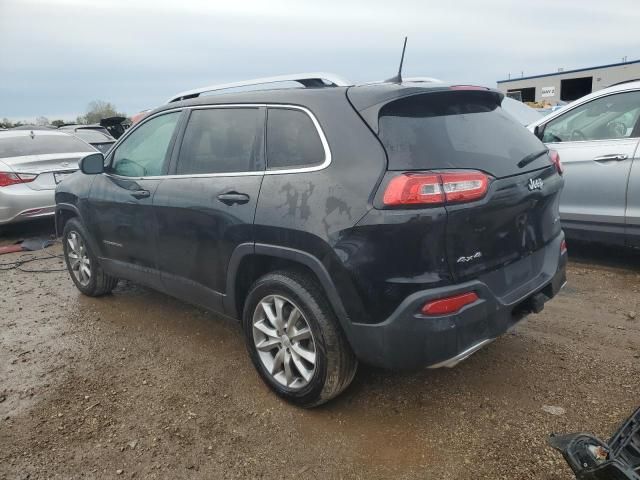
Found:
51,119 -> 66,127
82,100 -> 125,124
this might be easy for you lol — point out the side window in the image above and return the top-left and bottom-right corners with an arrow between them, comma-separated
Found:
112,112 -> 181,177
543,91 -> 640,143
266,108 -> 326,170
176,108 -> 264,175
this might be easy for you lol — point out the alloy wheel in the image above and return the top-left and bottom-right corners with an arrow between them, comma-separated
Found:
252,294 -> 317,390
67,231 -> 91,286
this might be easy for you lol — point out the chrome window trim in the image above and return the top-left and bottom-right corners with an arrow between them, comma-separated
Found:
106,103 -> 331,181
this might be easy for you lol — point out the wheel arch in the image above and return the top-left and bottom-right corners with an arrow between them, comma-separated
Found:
225,243 -> 352,334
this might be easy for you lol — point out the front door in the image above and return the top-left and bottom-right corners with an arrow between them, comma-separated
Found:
154,106 -> 266,312
541,90 -> 640,242
86,110 -> 183,287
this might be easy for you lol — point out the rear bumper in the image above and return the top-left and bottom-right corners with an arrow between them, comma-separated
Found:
0,184 -> 55,225
346,233 -> 567,369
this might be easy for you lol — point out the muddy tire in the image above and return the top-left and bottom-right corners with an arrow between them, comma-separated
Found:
242,270 -> 358,408
62,218 -> 118,296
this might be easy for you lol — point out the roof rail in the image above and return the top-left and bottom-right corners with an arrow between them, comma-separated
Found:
608,78 -> 640,87
167,72 -> 352,103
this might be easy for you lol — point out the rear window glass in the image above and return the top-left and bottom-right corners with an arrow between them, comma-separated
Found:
73,129 -> 113,143
177,108 -> 264,174
0,134 -> 95,159
378,91 -> 545,176
266,108 -> 325,170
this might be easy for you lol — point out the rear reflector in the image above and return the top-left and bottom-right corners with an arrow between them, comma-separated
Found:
549,149 -> 563,174
422,292 -> 479,315
0,172 -> 37,188
383,171 -> 490,207
560,239 -> 567,254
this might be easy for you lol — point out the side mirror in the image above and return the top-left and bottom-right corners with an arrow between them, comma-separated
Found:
533,124 -> 544,140
79,153 -> 105,175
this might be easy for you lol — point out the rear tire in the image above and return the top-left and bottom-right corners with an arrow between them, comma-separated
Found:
62,218 -> 118,296
242,270 -> 358,407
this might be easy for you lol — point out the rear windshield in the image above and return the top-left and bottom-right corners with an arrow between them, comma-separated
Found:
73,129 -> 113,143
378,91 -> 547,177
0,134 -> 95,159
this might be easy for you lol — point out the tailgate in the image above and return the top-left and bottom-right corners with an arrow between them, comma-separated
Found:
371,88 -> 564,284
445,165 -> 563,282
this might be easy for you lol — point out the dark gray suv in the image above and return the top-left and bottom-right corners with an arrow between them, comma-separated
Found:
56,74 -> 567,407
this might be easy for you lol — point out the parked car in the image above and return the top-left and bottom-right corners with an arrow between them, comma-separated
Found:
0,130 -> 96,225
61,126 -> 116,154
55,74 -> 567,406
528,80 -> 640,247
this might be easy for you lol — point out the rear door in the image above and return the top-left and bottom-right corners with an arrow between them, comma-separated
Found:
86,111 -> 183,288
154,106 -> 265,312
539,90 -> 640,242
377,89 -> 564,283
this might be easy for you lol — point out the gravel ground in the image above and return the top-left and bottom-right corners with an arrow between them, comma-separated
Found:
1,219 -> 639,479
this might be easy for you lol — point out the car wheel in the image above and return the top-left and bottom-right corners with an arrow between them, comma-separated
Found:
242,270 -> 358,407
62,218 -> 118,296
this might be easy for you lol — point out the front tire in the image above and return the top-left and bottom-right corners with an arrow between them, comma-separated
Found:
62,218 -> 118,296
242,270 -> 357,407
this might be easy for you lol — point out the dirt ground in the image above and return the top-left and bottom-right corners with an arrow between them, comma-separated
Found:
1,219 -> 639,480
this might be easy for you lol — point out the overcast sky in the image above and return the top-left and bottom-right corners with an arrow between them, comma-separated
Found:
1,0 -> 639,121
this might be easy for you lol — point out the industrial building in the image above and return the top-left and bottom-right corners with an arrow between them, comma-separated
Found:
496,59 -> 640,104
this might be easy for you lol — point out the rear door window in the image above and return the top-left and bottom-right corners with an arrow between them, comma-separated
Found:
378,91 -> 547,178
266,108 -> 325,170
176,107 -> 264,174
0,134 -> 95,159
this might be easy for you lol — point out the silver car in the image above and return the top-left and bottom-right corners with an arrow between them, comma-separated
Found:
0,130 -> 95,225
528,80 -> 640,247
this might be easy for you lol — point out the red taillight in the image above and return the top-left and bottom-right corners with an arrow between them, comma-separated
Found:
560,239 -> 567,255
0,172 -> 37,188
441,172 -> 489,203
383,173 -> 444,205
422,292 -> 479,316
549,149 -> 563,175
383,171 -> 490,207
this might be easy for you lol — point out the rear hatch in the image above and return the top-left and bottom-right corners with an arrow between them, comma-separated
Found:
352,87 -> 563,283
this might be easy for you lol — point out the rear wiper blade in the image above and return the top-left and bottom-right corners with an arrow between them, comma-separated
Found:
518,149 -> 549,169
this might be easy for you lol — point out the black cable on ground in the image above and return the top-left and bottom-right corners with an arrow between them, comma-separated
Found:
0,239 -> 67,273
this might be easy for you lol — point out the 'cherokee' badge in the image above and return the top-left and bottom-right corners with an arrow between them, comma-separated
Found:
528,177 -> 544,191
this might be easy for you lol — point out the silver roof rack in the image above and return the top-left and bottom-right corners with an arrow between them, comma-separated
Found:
167,72 -> 352,103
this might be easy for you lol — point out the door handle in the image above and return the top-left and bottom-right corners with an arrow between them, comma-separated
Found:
594,154 -> 628,162
217,192 -> 250,205
130,189 -> 150,199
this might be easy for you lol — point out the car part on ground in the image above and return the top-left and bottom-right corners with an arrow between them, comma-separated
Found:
0,130 -> 95,225
56,73 -> 566,406
549,407 -> 640,479
528,80 -> 640,248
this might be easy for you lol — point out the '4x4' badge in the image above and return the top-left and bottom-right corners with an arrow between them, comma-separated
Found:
528,177 -> 544,191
